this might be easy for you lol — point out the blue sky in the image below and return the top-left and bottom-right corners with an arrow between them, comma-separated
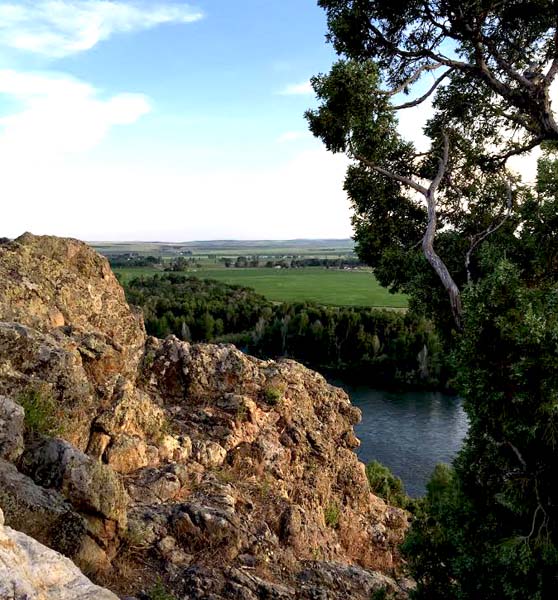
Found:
0,1 -> 539,241
0,0 -> 357,241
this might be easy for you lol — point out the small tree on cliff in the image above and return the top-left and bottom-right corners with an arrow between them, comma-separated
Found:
307,1 -> 558,597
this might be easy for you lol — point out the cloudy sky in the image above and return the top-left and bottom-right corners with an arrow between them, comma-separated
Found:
0,0 -> 358,241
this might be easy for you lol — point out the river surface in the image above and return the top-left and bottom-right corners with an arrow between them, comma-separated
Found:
332,381 -> 468,497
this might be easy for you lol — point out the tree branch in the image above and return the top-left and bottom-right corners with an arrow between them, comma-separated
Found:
380,63 -> 444,97
422,134 -> 463,326
353,153 -> 429,195
354,135 -> 463,327
392,68 -> 453,110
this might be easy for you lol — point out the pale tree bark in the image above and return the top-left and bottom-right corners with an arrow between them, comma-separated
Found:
356,134 -> 463,328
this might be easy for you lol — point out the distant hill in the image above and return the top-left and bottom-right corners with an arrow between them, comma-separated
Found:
90,239 -> 355,256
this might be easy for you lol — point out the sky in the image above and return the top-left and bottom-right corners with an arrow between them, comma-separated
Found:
1,1 -> 537,242
0,0 -> 359,241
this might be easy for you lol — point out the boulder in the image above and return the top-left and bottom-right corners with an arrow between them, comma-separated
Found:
0,459 -> 87,558
0,323 -> 98,449
0,507 -> 118,600
19,439 -> 128,549
0,233 -> 145,394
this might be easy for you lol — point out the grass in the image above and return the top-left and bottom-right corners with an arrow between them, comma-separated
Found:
114,266 -> 407,308
17,388 -> 61,436
324,502 -> 341,528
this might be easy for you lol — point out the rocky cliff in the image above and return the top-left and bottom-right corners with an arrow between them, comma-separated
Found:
0,234 -> 411,599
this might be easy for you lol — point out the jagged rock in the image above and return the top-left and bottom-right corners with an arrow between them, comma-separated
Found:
0,458 -> 87,558
92,378 -> 166,443
0,233 -> 145,395
177,564 -> 409,600
192,439 -> 227,468
0,322 -> 98,449
0,507 -> 118,600
297,561 -> 411,599
19,439 -> 128,550
0,395 -> 24,461
0,235 -> 411,598
141,336 -> 408,571
127,466 -> 183,504
104,434 -> 150,474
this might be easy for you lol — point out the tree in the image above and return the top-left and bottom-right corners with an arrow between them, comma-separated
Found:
307,2 -> 558,597
307,1 -> 558,328
318,1 -> 558,149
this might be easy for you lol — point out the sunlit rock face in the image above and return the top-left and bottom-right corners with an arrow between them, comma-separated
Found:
0,507 -> 118,600
0,234 -> 412,599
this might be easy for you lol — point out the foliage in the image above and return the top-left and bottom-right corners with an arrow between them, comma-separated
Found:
18,388 -> 60,437
124,274 -> 446,388
148,580 -> 176,600
403,258 -> 558,599
365,460 -> 411,510
263,386 -> 283,405
316,0 -> 558,149
324,502 -> 341,528
107,254 -> 162,268
308,2 -> 558,598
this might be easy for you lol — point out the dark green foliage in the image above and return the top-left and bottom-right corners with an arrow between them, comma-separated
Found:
365,460 -> 411,510
124,273 -> 446,388
403,259 -> 558,599
309,2 -> 558,598
108,254 -> 162,268
317,0 -> 558,147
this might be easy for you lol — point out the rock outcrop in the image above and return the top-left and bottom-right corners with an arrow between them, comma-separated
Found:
0,234 -> 411,599
0,507 -> 118,600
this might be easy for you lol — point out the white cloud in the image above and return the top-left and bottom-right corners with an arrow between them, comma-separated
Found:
276,130 -> 310,143
0,1 -> 203,57
279,80 -> 313,96
1,148 -> 352,241
0,69 -> 150,156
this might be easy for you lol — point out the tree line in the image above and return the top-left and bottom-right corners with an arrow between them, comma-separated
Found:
124,273 -> 445,389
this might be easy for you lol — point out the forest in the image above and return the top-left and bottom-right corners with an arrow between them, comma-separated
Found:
125,273 -> 444,388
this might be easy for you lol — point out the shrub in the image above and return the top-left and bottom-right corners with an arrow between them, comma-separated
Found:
18,388 -> 60,436
264,386 -> 283,405
365,460 -> 411,510
324,502 -> 341,528
149,580 -> 176,600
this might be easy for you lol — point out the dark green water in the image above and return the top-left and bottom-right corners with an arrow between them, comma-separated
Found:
334,382 -> 468,497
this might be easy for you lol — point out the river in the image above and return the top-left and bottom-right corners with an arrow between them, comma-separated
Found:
333,382 -> 468,497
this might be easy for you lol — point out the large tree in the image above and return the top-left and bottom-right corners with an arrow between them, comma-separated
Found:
307,2 -> 558,597
307,0 -> 558,328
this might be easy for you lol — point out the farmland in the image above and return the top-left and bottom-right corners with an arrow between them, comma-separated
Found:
91,239 -> 407,308
113,266 -> 406,308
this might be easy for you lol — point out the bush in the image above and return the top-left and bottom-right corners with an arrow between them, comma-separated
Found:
365,460 -> 411,509
18,388 -> 60,436
324,502 -> 341,528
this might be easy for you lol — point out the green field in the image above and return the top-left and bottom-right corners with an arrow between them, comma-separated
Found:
114,266 -> 407,308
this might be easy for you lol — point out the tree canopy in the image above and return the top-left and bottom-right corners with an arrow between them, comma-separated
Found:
308,2 -> 558,597
307,1 -> 558,329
